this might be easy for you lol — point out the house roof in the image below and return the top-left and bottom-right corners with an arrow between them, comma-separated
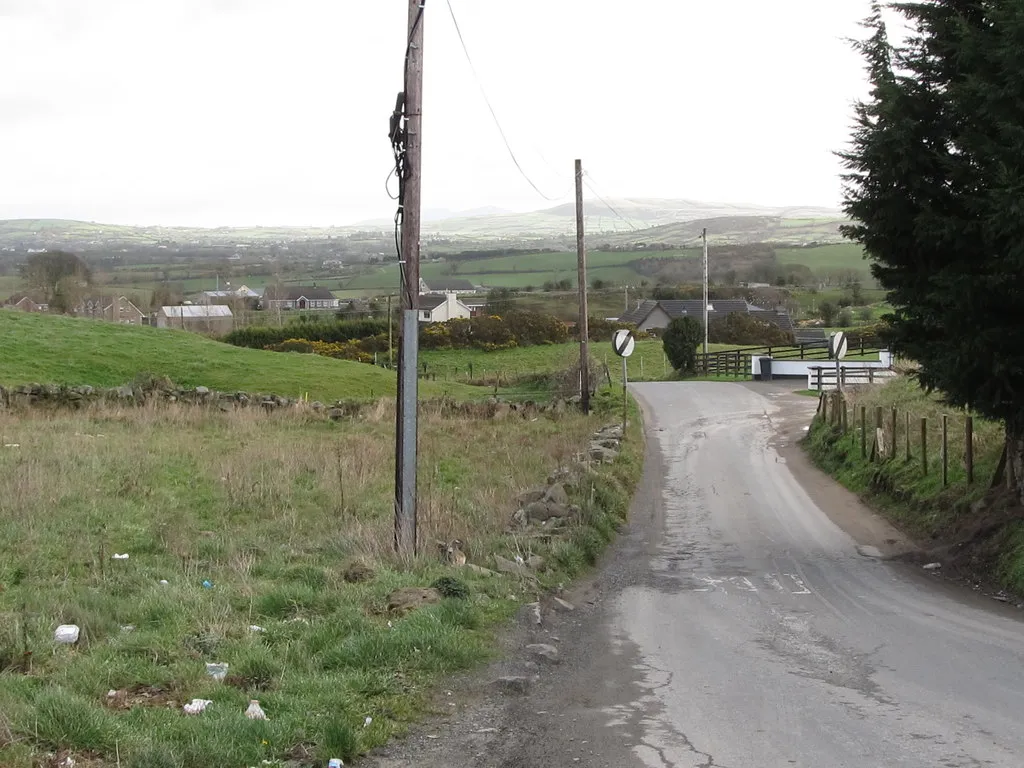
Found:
160,305 -> 233,318
422,278 -> 475,292
201,286 -> 260,299
419,294 -> 450,310
619,298 -> 793,330
263,285 -> 335,301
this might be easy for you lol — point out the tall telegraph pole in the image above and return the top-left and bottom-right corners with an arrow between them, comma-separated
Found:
394,0 -> 425,555
702,227 -> 709,356
575,159 -> 590,414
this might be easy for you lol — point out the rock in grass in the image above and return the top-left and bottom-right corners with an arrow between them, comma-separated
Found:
387,587 -> 442,614
343,561 -> 375,583
524,501 -> 572,523
493,554 -> 531,577
551,597 -> 576,612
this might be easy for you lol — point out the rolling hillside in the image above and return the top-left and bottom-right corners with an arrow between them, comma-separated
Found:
0,311 -> 476,400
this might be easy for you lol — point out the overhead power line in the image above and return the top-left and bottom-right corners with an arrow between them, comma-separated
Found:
445,0 -> 568,202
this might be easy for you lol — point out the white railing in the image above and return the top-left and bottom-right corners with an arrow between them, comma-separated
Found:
807,365 -> 897,391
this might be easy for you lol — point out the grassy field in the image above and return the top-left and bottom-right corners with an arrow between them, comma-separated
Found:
776,243 -> 871,278
420,339 -> 715,390
342,250 -> 694,293
0,311 -> 477,401
0,388 -> 643,766
805,378 -> 1023,593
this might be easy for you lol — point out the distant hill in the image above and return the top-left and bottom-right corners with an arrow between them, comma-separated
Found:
424,198 -> 845,239
0,199 -> 848,250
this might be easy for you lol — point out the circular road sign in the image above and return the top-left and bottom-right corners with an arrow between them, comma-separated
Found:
612,329 -> 636,358
829,331 -> 849,360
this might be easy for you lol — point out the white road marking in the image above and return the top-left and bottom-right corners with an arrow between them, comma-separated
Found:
763,573 -> 785,592
785,573 -> 812,595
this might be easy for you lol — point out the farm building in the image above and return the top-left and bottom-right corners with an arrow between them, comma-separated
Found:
157,304 -> 234,335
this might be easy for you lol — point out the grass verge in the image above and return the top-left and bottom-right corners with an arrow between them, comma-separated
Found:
803,378 -> 1024,594
0,396 -> 642,767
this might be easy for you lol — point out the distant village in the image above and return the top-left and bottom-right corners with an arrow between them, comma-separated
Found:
1,277 -> 491,335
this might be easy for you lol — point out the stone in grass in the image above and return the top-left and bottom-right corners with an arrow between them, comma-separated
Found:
387,587 -> 442,615
343,561 -> 376,583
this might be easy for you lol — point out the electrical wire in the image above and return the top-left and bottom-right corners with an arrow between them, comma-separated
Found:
445,0 -> 567,203
581,172 -> 641,232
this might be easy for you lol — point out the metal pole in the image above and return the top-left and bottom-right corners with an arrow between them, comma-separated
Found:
394,0 -> 425,556
622,356 -> 628,435
575,159 -> 590,414
702,227 -> 709,356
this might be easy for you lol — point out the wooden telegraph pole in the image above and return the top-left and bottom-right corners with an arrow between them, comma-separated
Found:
575,159 -> 590,414
394,0 -> 425,555
702,227 -> 709,355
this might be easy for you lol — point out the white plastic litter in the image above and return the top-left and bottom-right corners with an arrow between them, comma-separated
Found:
249,625 -> 265,633
364,716 -> 373,727
159,579 -> 169,585
923,562 -> 942,570
4,443 -> 19,448
183,698 -> 213,715
205,662 -> 229,681
328,760 -> 345,768
245,699 -> 267,720
112,553 -> 129,560
54,624 -> 80,644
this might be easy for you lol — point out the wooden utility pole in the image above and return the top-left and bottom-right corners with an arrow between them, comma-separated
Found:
387,294 -> 393,367
702,227 -> 709,355
624,285 -> 629,315
394,0 -> 425,556
575,159 -> 590,414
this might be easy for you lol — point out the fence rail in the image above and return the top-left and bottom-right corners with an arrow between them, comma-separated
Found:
696,336 -> 885,379
808,365 -> 898,391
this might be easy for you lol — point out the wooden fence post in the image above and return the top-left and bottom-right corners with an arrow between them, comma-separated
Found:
942,414 -> 949,487
905,412 -> 911,462
860,406 -> 867,458
966,416 -> 974,484
875,406 -> 883,432
891,406 -> 897,459
921,417 -> 928,475
842,400 -> 848,432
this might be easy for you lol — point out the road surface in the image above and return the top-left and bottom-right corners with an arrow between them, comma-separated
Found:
369,382 -> 1024,768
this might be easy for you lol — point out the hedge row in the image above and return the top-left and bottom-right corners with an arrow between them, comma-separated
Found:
222,319 -> 391,349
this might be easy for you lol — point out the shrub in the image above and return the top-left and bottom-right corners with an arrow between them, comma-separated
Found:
663,317 -> 702,374
707,313 -> 795,346
223,319 -> 390,349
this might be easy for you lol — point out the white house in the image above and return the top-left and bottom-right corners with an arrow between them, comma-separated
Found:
418,293 -> 471,323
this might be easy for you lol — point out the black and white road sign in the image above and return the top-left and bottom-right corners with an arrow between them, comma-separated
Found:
829,331 -> 848,360
612,329 -> 636,358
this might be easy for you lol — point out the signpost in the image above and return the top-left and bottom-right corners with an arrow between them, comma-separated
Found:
829,331 -> 848,391
612,329 -> 635,434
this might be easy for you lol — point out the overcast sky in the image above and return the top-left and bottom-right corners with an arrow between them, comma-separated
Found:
0,0 -> 882,227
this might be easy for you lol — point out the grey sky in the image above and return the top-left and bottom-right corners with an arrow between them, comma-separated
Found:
0,0 -> 880,227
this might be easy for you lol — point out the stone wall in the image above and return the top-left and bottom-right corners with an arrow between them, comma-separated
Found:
0,382 -> 581,422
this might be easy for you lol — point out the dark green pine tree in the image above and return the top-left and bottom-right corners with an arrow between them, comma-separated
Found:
841,1 -> 1024,500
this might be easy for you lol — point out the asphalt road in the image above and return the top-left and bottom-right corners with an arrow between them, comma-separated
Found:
368,382 -> 1024,768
